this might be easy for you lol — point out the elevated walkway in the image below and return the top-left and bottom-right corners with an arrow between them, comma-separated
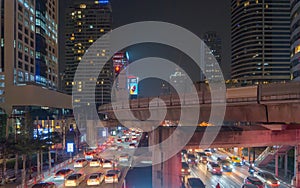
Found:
255,145 -> 293,167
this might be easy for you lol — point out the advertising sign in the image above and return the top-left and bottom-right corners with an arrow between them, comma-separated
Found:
67,143 -> 74,153
129,82 -> 138,95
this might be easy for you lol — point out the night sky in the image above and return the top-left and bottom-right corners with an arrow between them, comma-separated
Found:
59,0 -> 231,94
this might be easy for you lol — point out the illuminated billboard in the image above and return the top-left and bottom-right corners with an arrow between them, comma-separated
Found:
129,83 -> 138,95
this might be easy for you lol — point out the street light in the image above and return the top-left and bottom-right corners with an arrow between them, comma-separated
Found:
101,80 -> 104,105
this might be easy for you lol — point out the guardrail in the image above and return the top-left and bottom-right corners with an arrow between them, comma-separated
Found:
16,154 -> 79,188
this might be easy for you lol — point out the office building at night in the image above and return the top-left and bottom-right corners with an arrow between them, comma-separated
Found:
231,0 -> 290,84
0,0 -> 58,94
291,0 -> 300,81
63,0 -> 113,106
202,31 -> 222,81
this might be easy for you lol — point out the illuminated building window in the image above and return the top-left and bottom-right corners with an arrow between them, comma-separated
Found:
295,45 -> 300,54
244,1 -> 250,7
70,36 -> 75,40
74,99 -> 80,103
256,0 -> 258,4
265,4 -> 268,8
100,28 -> 104,32
80,4 -> 86,9
78,57 -> 82,60
88,39 -> 94,43
77,22 -> 82,26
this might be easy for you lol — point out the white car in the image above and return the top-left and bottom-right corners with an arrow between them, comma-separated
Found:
64,173 -> 85,187
89,158 -> 101,167
104,169 -> 121,183
118,154 -> 129,162
74,159 -> 88,168
102,159 -> 114,168
87,173 -> 104,186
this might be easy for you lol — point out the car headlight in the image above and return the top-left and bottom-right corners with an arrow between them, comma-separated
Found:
230,165 -> 233,168
277,181 -> 280,185
267,180 -> 272,185
188,159 -> 191,162
181,169 -> 184,172
188,169 -> 191,172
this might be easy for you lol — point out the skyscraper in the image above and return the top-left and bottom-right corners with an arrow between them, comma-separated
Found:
63,0 -> 112,106
291,0 -> 300,80
231,0 -> 290,84
0,0 -> 58,104
202,31 -> 222,81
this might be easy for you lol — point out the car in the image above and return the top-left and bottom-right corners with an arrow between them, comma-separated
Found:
243,176 -> 264,188
254,171 -> 280,187
117,146 -> 124,151
118,154 -> 129,162
204,149 -> 212,156
87,173 -> 104,186
229,156 -> 243,166
241,184 -> 259,188
109,145 -> 118,150
131,137 -> 138,143
104,169 -> 121,183
186,178 -> 205,188
218,159 -> 233,172
207,161 -> 222,175
186,153 -> 197,165
64,173 -> 85,187
54,168 -> 74,180
32,182 -> 56,188
89,158 -> 101,167
129,143 -> 136,149
181,162 -> 191,175
196,152 -> 208,163
74,158 -> 88,168
84,151 -> 95,160
116,138 -> 122,143
102,159 -> 114,168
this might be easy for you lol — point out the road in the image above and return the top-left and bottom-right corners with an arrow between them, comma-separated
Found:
41,132 -> 140,188
184,150 -> 290,188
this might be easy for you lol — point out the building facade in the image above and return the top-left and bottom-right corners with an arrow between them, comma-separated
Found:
63,0 -> 113,106
291,0 -> 300,81
231,0 -> 291,84
0,0 -> 58,105
202,31 -> 222,81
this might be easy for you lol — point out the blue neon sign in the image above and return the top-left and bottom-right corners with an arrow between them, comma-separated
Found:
99,0 -> 109,4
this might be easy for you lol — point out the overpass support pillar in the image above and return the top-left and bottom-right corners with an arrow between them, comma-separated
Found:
86,120 -> 97,147
284,153 -> 288,177
295,145 -> 300,187
275,152 -> 279,177
150,128 -> 181,188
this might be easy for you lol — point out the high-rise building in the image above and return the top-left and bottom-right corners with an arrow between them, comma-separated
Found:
63,0 -> 112,106
0,0 -> 58,104
291,0 -> 300,80
0,0 -> 58,90
231,0 -> 290,84
202,31 -> 222,81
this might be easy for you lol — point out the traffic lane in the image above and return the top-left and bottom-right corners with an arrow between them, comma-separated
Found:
190,163 -> 242,188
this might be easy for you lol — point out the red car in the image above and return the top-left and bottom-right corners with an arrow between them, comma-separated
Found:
244,176 -> 264,188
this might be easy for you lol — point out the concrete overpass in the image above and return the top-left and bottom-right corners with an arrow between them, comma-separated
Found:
148,125 -> 300,188
99,82 -> 300,123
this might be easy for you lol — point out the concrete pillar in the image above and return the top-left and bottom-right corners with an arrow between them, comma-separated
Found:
284,154 -> 288,177
86,120 -> 97,147
275,152 -> 279,177
248,147 -> 251,163
151,127 -> 181,188
295,145 -> 300,187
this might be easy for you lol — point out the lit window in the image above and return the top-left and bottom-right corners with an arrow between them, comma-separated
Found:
265,4 -> 268,8
77,22 -> 82,26
70,36 -> 75,40
256,0 -> 258,4
244,1 -> 250,6
74,99 -> 80,103
295,45 -> 300,54
80,4 -> 86,9
100,28 -> 104,32
88,39 -> 94,43
78,57 -> 82,60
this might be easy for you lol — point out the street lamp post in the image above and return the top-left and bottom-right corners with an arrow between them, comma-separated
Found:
101,81 -> 104,105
